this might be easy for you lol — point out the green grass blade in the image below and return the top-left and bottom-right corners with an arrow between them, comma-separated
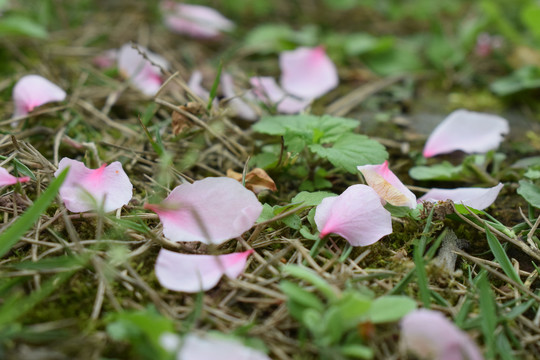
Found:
413,206 -> 435,308
485,226 -> 523,285
477,271 -> 497,359
207,59 -> 223,110
0,168 -> 68,258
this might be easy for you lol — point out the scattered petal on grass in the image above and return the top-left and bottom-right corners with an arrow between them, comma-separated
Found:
144,177 -> 263,244
12,75 -> 66,118
419,183 -> 503,210
0,167 -> 30,187
226,168 -> 277,194
280,46 -> 338,99
187,70 -> 211,101
250,76 -> 311,114
178,333 -> 270,360
358,161 -> 417,208
161,1 -> 234,39
221,73 -> 259,121
92,49 -> 118,69
401,309 -> 484,360
155,249 -> 253,293
315,184 -> 392,246
54,158 -> 133,213
117,43 -> 169,96
423,109 -> 509,158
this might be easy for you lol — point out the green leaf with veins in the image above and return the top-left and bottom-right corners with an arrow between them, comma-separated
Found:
309,133 -> 388,173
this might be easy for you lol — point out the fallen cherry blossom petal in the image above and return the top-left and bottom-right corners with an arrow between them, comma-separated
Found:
187,70 -> 211,101
92,49 -> 118,69
315,184 -> 392,246
419,183 -> 503,210
226,168 -> 277,194
423,109 -> 509,158
178,333 -> 270,360
161,1 -> 234,39
358,161 -> 417,208
250,76 -> 311,114
221,73 -> 259,121
401,309 -> 484,360
155,249 -> 253,293
280,46 -> 338,99
12,75 -> 66,118
0,167 -> 30,187
54,158 -> 133,213
144,177 -> 263,244
117,43 -> 169,96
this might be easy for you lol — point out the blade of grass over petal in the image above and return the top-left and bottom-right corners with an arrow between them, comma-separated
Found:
0,167 -> 68,258
485,226 -> 523,285
207,59 -> 223,110
0,155 -> 36,180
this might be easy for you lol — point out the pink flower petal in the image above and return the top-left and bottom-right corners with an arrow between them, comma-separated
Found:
12,75 -> 66,118
54,158 -> 133,213
279,46 -> 338,99
161,2 -> 234,39
0,167 -> 30,187
358,161 -> 417,209
92,49 -> 118,69
221,73 -> 259,121
155,249 -> 253,293
423,110 -> 509,158
178,333 -> 270,360
187,70 -> 211,101
315,184 -> 392,246
401,309 -> 484,360
419,183 -> 503,210
144,177 -> 263,244
250,76 -> 311,114
117,43 -> 169,96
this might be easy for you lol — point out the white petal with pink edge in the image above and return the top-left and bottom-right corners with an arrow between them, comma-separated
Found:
423,109 -> 509,158
221,73 -> 259,121
315,184 -> 392,247
144,177 -> 263,244
54,158 -> 133,213
12,75 -> 66,118
155,249 -> 253,293
401,309 -> 484,360
358,161 -> 417,209
250,76 -> 311,114
419,183 -> 503,210
279,46 -> 338,99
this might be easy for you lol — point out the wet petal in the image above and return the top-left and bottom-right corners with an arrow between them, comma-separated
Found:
144,177 -> 263,244
162,2 -> 234,39
221,73 -> 259,121
358,161 -> 417,208
250,76 -> 311,114
54,158 -> 133,213
117,43 -> 169,96
13,75 -> 66,118
280,46 -> 338,99
155,249 -> 253,293
315,184 -> 392,246
0,167 -> 30,187
423,109 -> 509,158
419,183 -> 503,210
178,333 -> 270,360
401,309 -> 484,360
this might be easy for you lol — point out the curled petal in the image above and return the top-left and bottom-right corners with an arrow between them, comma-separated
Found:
423,110 -> 509,158
401,309 -> 484,360
250,76 -> 311,114
13,75 -> 66,118
315,184 -> 392,246
0,167 -> 30,187
162,2 -> 234,39
54,158 -> 133,213
144,177 -> 263,244
155,249 -> 253,293
419,183 -> 503,210
221,73 -> 259,121
178,333 -> 270,360
117,43 -> 169,96
358,161 -> 417,208
279,46 -> 338,99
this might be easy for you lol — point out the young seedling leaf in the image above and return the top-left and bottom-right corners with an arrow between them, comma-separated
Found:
485,226 -> 523,285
